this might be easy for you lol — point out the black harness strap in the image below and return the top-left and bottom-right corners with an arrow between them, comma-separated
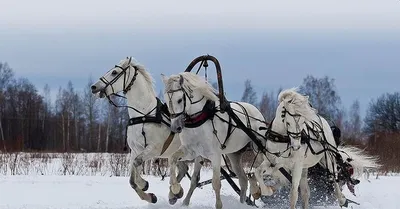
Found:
123,97 -> 171,149
221,115 -> 235,150
127,98 -> 169,127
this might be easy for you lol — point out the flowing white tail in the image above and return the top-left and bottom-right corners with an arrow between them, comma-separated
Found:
338,146 -> 381,178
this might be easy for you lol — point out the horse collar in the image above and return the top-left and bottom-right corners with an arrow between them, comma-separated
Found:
184,100 -> 216,128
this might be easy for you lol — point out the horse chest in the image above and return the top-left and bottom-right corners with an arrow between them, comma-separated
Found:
126,123 -> 169,149
180,128 -> 218,157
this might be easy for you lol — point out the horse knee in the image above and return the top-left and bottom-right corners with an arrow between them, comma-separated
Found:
212,179 -> 221,191
129,176 -> 137,189
133,158 -> 143,167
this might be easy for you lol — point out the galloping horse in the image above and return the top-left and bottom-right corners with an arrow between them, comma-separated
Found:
161,72 -> 267,209
256,88 -> 380,209
90,57 -> 205,205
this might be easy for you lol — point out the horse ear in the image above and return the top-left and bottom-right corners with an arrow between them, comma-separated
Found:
161,74 -> 168,84
179,74 -> 184,85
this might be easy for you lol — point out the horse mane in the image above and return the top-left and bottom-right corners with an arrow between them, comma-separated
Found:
164,72 -> 219,102
278,87 -> 318,121
118,57 -> 156,95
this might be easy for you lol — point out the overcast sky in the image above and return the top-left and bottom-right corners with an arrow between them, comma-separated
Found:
1,0 -> 400,119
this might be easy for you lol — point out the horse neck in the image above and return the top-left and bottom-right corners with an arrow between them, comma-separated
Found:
271,119 -> 287,135
125,73 -> 157,118
186,92 -> 212,115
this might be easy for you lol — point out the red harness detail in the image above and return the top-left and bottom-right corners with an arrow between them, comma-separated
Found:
185,112 -> 209,125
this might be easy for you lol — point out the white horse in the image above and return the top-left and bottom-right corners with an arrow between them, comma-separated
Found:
91,57 -> 206,205
161,72 -> 267,209
255,88 -> 380,209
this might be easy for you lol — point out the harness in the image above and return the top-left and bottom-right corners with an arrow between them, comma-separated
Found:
166,81 -> 256,150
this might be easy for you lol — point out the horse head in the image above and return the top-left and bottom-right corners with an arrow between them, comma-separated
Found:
270,88 -> 316,150
162,72 -> 218,133
91,56 -> 139,98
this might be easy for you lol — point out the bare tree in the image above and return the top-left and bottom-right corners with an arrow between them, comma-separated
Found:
55,87 -> 66,151
299,75 -> 341,124
258,90 -> 277,122
0,62 -> 15,152
343,100 -> 362,142
364,92 -> 400,134
0,62 -> 14,91
241,79 -> 258,106
82,76 -> 99,151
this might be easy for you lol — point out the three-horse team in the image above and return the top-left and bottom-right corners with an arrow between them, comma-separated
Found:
90,55 -> 380,209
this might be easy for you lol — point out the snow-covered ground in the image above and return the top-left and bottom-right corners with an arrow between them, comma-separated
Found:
1,169 -> 399,209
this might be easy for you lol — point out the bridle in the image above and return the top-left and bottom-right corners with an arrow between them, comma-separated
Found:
280,103 -> 304,150
166,75 -> 204,119
99,57 -> 138,96
99,57 -> 158,117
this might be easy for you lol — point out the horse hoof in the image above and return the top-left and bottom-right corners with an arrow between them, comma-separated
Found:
252,191 -> 261,200
169,197 -> 178,205
176,187 -> 184,199
149,193 -> 157,204
142,181 -> 149,191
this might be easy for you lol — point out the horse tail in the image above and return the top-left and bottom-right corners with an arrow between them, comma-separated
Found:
337,146 -> 381,178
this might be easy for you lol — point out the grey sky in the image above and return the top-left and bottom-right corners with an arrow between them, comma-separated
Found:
1,0 -> 400,120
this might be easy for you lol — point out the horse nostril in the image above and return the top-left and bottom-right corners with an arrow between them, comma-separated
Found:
176,127 -> 182,133
91,85 -> 97,90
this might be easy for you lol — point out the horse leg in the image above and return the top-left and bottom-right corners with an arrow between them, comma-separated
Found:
248,174 -> 261,200
211,154 -> 223,209
334,181 -> 348,207
290,161 -> 303,209
128,153 -> 157,203
248,153 -> 265,200
255,160 -> 274,198
226,152 -> 248,204
133,148 -> 157,191
299,168 -> 310,209
182,156 -> 203,206
168,147 -> 186,205
176,161 -> 189,182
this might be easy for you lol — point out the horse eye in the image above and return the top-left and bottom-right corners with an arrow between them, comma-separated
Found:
177,98 -> 183,104
111,70 -> 118,75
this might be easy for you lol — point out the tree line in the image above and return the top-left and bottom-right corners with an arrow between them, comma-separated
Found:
1,61 -> 399,170
0,62 -> 128,153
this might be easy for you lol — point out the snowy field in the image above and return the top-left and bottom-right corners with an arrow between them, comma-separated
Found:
0,153 -> 399,209
1,170 -> 400,209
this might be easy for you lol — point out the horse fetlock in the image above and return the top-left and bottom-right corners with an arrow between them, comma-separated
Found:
171,183 -> 183,195
339,197 -> 348,207
129,177 -> 137,189
141,181 -> 149,191
215,200 -> 223,209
